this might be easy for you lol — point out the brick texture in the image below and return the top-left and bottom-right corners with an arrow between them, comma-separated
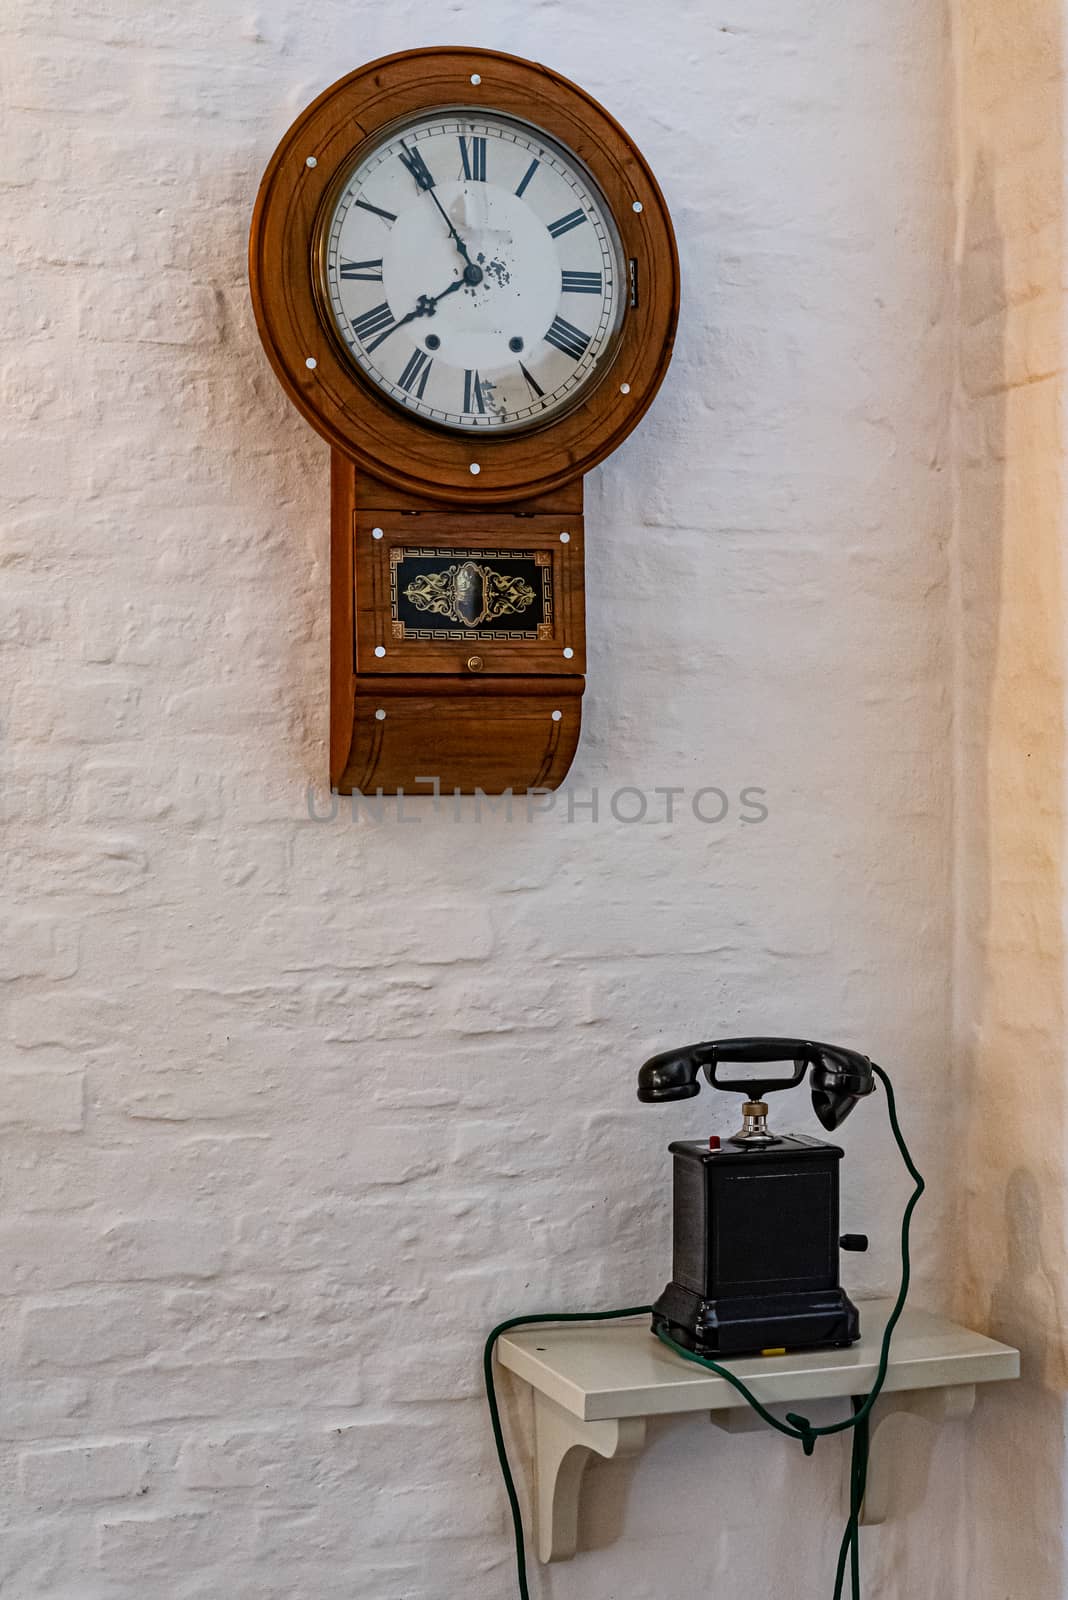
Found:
0,2 -> 955,1596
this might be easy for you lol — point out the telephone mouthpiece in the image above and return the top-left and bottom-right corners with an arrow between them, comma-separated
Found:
809,1048 -> 876,1130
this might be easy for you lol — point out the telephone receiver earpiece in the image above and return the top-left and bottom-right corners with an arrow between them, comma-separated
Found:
637,1035 -> 876,1131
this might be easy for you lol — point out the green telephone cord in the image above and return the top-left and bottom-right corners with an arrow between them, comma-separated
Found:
483,1063 -> 923,1600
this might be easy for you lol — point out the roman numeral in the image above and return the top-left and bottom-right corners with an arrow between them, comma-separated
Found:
547,208 -> 587,239
459,135 -> 487,182
397,348 -> 433,400
561,269 -> 602,294
354,197 -> 397,224
464,369 -> 485,414
515,158 -> 539,198
398,143 -> 435,189
351,301 -> 396,352
519,363 -> 545,400
544,315 -> 591,362
339,258 -> 384,282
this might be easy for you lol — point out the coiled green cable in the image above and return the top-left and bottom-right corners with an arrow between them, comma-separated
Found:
483,1062 -> 923,1600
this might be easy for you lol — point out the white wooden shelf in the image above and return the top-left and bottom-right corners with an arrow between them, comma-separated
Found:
496,1299 -> 1020,1563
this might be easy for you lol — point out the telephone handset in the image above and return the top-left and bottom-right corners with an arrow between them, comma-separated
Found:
637,1034 -> 876,1132
637,1035 -> 878,1356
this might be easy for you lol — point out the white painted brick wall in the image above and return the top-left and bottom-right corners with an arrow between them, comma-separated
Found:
19,1439 -> 150,1505
1,1 -> 955,1595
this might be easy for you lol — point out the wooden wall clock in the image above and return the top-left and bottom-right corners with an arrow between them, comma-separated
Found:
250,46 -> 679,794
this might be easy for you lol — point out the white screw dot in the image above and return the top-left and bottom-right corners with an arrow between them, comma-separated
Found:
559,531 -> 570,543
470,73 -> 482,85
632,200 -> 643,213
374,645 -> 386,658
469,462 -> 481,475
305,357 -> 317,369
620,382 -> 631,395
563,647 -> 574,660
372,526 -> 384,539
306,156 -> 318,168
551,710 -> 563,722
375,709 -> 387,721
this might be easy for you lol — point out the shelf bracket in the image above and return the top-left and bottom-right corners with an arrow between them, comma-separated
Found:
533,1392 -> 648,1563
859,1383 -> 976,1526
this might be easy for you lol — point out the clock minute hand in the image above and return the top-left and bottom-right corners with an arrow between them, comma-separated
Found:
426,185 -> 476,271
397,141 -> 482,280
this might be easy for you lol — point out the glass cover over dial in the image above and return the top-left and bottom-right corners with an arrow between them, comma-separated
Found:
318,109 -> 627,433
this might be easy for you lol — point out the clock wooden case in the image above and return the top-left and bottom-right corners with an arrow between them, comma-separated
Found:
249,46 -> 679,793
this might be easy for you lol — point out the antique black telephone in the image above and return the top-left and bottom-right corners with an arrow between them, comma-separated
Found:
484,1037 -> 923,1600
637,1036 -> 876,1356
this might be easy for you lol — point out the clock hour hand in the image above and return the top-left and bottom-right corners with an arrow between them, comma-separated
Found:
367,276 -> 467,350
425,276 -> 466,310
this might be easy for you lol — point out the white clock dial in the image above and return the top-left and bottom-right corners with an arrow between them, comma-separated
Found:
318,109 -> 627,433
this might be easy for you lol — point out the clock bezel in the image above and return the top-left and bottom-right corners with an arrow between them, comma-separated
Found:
249,47 -> 680,505
310,105 -> 630,437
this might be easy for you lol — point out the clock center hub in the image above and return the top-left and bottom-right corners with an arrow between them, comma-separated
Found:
382,181 -> 561,373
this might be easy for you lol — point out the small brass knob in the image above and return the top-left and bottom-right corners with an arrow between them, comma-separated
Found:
466,654 -> 484,672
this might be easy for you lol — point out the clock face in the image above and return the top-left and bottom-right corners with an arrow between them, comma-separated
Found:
317,109 -> 627,434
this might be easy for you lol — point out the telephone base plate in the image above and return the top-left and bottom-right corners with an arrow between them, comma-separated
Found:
652,1281 -> 861,1358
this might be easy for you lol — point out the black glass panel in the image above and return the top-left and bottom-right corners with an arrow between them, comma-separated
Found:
391,548 -> 553,642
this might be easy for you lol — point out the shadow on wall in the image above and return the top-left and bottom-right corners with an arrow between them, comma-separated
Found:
952,24 -> 1068,1593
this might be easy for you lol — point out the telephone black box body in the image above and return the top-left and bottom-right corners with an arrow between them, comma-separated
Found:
652,1134 -> 861,1357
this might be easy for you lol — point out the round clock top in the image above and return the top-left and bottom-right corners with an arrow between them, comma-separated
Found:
250,48 -> 679,503
318,109 -> 625,434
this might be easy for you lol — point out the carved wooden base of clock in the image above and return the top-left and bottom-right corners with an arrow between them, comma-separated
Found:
330,454 -> 585,793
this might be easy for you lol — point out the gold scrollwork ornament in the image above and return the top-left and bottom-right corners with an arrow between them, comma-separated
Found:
403,560 -> 536,628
